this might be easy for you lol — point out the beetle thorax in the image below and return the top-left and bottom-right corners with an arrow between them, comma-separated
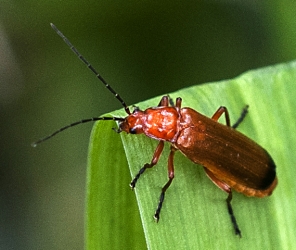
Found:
119,107 -> 180,141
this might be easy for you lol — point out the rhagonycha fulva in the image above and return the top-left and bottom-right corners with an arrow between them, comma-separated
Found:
32,23 -> 277,237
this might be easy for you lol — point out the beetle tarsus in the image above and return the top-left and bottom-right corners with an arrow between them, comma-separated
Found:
232,105 -> 249,129
154,177 -> 173,222
226,193 -> 242,237
154,192 -> 165,222
130,164 -> 149,189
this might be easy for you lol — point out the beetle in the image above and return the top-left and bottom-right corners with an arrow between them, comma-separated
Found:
33,23 -> 278,237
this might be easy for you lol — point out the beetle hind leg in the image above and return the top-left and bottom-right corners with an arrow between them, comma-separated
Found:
204,167 -> 242,237
232,105 -> 249,129
226,192 -> 241,237
211,105 -> 249,130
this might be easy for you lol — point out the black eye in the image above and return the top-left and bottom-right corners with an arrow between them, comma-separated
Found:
130,128 -> 137,134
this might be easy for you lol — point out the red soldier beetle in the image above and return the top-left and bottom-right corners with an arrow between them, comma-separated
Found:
32,23 -> 278,237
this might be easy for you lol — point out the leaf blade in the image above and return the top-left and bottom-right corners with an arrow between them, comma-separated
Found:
87,60 -> 296,249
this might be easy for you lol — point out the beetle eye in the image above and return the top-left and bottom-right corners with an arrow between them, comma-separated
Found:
129,128 -> 137,134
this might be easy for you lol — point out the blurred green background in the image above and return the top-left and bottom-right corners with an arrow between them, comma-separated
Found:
1,1 -> 295,249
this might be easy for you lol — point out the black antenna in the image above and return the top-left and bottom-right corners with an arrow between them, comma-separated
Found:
50,23 -> 130,115
31,117 -> 124,147
32,23 -> 130,147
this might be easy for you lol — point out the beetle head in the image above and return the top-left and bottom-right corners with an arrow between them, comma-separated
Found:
117,109 -> 145,134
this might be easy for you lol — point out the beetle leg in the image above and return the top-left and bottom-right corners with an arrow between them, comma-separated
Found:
158,96 -> 169,107
159,95 -> 182,108
204,167 -> 242,237
130,141 -> 164,189
232,105 -> 249,129
211,106 -> 231,126
212,105 -> 249,130
175,97 -> 182,109
154,145 -> 176,222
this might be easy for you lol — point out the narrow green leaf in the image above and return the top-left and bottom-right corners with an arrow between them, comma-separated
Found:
87,61 -> 296,249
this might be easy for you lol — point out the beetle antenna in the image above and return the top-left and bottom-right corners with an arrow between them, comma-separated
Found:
50,23 -> 131,115
31,117 -> 125,147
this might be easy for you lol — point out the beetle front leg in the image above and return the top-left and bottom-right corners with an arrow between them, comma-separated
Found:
154,145 -> 176,222
130,141 -> 164,189
204,167 -> 242,237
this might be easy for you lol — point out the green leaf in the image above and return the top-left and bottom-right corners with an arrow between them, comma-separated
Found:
86,61 -> 296,249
